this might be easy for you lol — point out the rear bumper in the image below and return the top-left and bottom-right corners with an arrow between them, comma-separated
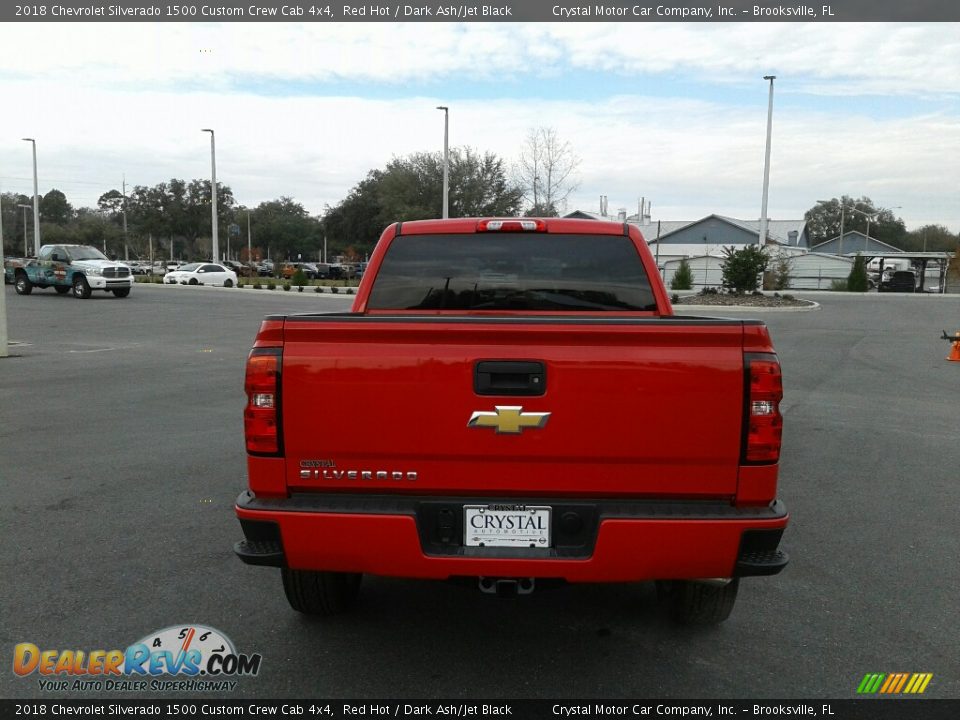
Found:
234,491 -> 788,582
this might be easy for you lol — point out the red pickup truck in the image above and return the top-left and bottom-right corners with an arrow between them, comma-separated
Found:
234,218 -> 788,624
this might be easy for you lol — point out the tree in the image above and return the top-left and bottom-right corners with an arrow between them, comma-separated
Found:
763,249 -> 793,291
40,189 -> 73,225
804,196 -> 906,248
670,258 -> 694,290
721,245 -> 768,294
322,170 -> 388,258
901,224 -> 958,253
514,127 -> 580,216
250,197 -> 322,261
847,254 -> 869,292
379,148 -> 523,221
322,147 -> 522,256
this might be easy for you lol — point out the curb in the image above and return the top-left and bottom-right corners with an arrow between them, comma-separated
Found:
673,301 -> 820,313
137,282 -> 358,297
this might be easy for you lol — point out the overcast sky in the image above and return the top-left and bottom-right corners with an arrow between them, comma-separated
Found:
1,22 -> 958,231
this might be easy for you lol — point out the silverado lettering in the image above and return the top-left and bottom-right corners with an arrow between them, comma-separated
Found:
234,217 -> 789,624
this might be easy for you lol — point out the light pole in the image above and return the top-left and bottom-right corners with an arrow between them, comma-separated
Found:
121,176 -> 129,261
201,129 -> 219,261
436,106 -> 449,218
18,204 -> 31,257
758,75 -> 776,247
22,138 -> 40,256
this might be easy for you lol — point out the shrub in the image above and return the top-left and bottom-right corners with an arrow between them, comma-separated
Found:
331,286 -> 339,294
721,245 -> 768,294
267,281 -> 276,290
283,283 -> 291,292
830,279 -> 848,291
847,254 -> 869,292
670,258 -> 694,290
314,285 -> 322,293
764,251 -> 792,291
671,293 -> 679,304
253,282 -> 262,289
291,269 -> 308,288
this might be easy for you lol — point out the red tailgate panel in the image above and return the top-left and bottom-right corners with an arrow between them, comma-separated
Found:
280,319 -> 745,498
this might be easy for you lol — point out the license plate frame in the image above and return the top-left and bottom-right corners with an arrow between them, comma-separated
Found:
463,504 -> 552,548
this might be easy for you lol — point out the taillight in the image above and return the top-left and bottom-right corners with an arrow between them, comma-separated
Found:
743,353 -> 783,464
476,219 -> 547,232
245,348 -> 282,455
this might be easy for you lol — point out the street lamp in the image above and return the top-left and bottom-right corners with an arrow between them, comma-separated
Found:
201,129 -> 219,261
17,204 -> 31,256
758,76 -> 776,247
22,138 -> 40,256
436,106 -> 449,219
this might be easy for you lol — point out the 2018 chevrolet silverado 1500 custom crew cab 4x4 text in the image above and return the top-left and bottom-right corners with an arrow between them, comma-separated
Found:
13,244 -> 134,298
234,218 -> 789,624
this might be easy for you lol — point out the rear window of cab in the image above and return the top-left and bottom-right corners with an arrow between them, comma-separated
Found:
367,233 -> 656,311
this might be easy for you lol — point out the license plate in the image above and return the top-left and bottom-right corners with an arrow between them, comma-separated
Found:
463,504 -> 551,548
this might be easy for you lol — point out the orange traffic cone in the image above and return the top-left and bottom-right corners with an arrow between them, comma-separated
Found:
949,333 -> 960,362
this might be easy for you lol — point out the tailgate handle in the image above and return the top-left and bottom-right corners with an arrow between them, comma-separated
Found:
475,361 -> 546,396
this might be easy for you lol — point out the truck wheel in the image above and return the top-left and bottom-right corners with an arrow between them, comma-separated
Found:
55,286 -> 70,294
112,288 -> 131,298
657,579 -> 739,625
14,272 -> 33,295
72,275 -> 92,299
281,569 -> 362,616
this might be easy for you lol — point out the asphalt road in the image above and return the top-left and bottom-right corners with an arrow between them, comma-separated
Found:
1,285 -> 958,700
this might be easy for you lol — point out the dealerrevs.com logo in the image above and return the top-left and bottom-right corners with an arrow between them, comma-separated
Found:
14,625 -> 262,692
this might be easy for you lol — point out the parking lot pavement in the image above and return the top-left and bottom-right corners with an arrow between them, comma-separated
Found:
1,287 -> 958,699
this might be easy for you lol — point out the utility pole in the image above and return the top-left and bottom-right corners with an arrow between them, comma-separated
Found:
0,186 -> 7,359
22,138 -> 40,256
247,211 -> 252,263
436,106 -> 449,218
122,175 -> 129,261
201,129 -> 219,261
758,76 -> 776,248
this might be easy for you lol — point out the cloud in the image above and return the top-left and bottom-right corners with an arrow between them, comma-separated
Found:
0,22 -> 957,231
3,23 -> 960,96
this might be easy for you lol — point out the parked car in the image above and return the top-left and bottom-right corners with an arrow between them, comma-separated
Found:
879,270 -> 917,293
314,262 -> 344,280
164,262 -> 238,287
257,261 -> 275,277
281,262 -> 320,280
223,260 -> 256,278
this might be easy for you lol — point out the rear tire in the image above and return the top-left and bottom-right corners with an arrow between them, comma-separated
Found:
189,278 -> 199,286
223,279 -> 234,288
55,285 -> 70,294
657,579 -> 739,625
72,275 -> 92,299
14,272 -> 33,295
112,287 -> 131,298
281,569 -> 362,616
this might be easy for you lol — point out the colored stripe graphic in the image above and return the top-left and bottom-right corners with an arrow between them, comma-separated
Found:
857,674 -> 885,694
905,674 -> 933,694
858,673 -> 932,694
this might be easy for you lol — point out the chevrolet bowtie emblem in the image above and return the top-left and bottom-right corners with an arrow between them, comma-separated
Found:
467,406 -> 551,434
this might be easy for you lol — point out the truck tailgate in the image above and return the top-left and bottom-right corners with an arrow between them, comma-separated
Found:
280,316 -> 747,498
